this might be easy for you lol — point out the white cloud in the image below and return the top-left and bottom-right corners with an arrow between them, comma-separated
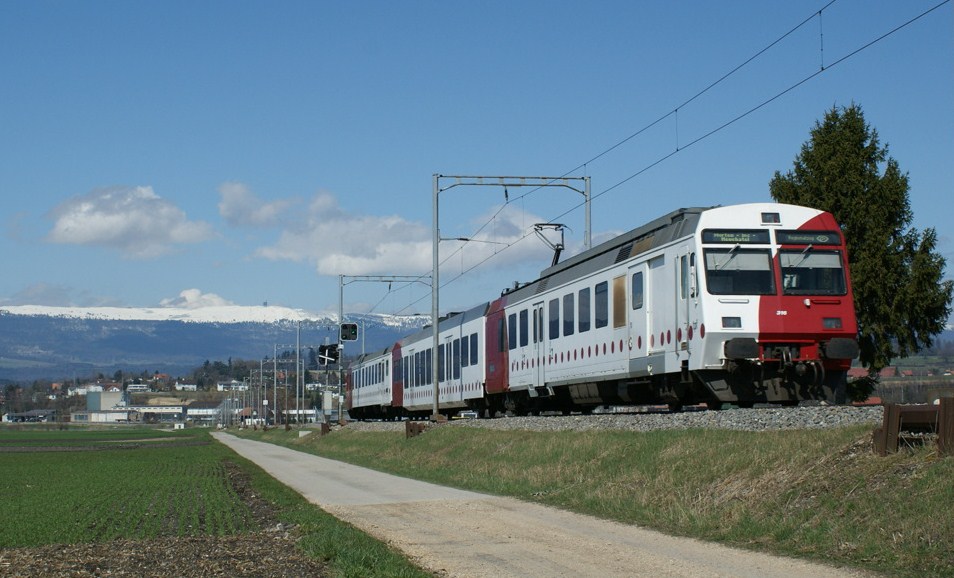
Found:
159,289 -> 235,309
46,186 -> 214,259
217,181 -> 293,227
255,192 -> 433,275
254,192 -> 554,279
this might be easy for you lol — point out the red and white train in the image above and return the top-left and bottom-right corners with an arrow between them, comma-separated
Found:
346,203 -> 859,418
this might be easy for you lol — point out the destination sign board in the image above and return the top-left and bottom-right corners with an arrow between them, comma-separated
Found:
775,230 -> 841,245
701,229 -> 770,244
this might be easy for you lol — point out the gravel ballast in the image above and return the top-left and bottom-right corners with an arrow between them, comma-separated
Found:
340,404 -> 885,433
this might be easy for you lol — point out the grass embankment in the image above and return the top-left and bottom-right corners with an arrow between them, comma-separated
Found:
0,427 -> 431,578
241,423 -> 954,578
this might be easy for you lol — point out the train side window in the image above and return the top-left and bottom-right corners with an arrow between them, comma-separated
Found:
417,351 -> 427,385
519,309 -> 529,347
563,293 -> 575,336
461,334 -> 469,367
445,343 -> 452,380
595,281 -> 608,328
632,272 -> 644,310
421,351 -> 427,387
690,252 -> 698,297
538,308 -> 544,343
548,298 -> 560,340
453,339 -> 461,379
578,287 -> 591,333
426,348 -> 433,385
413,351 -> 424,387
680,255 -> 688,300
508,313 -> 517,351
470,332 -> 478,366
613,275 -> 626,328
422,351 -> 428,387
438,344 -> 445,382
532,308 -> 539,344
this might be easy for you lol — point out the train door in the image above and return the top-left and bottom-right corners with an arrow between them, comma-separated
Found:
647,255 -> 667,354
532,301 -> 546,389
676,247 -> 696,358
484,299 -> 509,395
628,262 -> 648,357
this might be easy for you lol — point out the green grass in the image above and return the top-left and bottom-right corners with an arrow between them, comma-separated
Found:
239,423 -> 954,578
0,427 -> 432,578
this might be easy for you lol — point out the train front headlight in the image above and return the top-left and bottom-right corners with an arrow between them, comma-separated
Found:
822,317 -> 843,330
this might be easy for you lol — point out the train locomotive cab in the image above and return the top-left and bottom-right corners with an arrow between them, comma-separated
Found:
695,205 -> 859,405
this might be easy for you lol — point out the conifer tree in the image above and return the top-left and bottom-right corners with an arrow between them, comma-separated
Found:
770,104 -> 952,376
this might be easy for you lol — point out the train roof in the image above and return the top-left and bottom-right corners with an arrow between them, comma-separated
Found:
399,301 -> 490,345
352,346 -> 392,365
502,206 -> 713,302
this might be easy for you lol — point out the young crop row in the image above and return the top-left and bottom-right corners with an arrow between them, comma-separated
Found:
0,427 -> 194,447
0,431 -> 259,548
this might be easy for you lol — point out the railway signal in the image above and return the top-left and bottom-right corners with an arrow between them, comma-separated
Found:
318,344 -> 340,366
340,322 -> 358,341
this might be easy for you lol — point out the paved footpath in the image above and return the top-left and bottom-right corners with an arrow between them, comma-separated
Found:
213,433 -> 875,578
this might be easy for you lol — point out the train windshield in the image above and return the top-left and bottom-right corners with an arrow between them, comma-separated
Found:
704,248 -> 775,295
779,250 -> 847,295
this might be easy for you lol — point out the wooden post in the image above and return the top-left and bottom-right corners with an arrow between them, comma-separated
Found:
939,397 -> 954,457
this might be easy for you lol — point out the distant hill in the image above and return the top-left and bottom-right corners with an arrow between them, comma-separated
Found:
2,305 -> 949,382
0,306 -> 429,381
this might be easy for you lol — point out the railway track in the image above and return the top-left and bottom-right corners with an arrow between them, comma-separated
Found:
341,404 -> 884,434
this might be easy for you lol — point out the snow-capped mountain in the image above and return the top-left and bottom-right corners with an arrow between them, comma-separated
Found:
1,304 -> 329,324
0,305 -> 430,381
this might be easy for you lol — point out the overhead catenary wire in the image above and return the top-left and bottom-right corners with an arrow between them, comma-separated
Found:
392,0 -> 950,316
434,0 -> 842,277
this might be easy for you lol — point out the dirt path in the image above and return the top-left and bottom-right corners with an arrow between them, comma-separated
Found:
213,433 -> 875,578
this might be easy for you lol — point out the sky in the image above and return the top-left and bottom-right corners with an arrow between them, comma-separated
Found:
1,0 -> 951,320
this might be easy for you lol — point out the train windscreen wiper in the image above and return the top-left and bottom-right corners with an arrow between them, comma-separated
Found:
714,244 -> 741,270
